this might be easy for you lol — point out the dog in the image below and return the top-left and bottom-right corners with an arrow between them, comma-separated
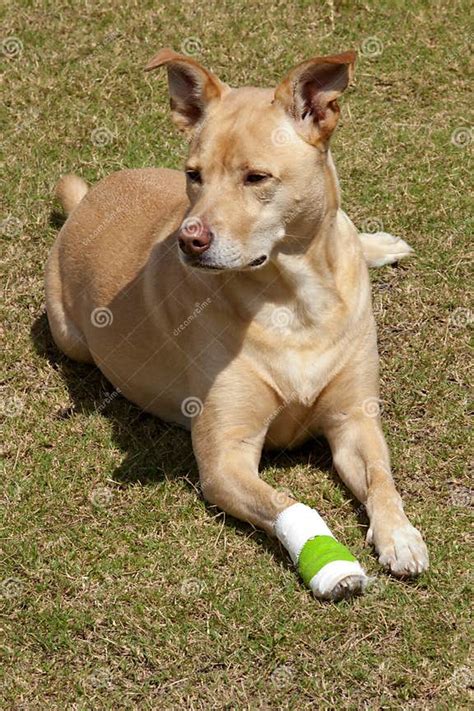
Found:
45,48 -> 428,600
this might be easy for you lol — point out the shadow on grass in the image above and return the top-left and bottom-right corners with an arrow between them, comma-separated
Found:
49,210 -> 67,231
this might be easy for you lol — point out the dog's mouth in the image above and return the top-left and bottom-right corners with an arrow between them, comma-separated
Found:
248,255 -> 268,268
181,254 -> 268,272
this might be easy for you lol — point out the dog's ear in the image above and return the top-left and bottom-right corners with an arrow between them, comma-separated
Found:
274,51 -> 356,145
145,48 -> 228,135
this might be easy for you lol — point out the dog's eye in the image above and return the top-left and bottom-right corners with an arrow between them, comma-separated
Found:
245,173 -> 269,185
186,169 -> 202,184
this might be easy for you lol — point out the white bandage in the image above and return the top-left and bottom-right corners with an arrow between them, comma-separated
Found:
308,560 -> 367,598
274,503 -> 334,564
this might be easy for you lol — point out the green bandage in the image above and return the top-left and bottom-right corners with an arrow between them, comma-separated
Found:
298,535 -> 357,586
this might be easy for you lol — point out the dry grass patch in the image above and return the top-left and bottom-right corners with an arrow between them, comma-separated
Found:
1,0 -> 472,708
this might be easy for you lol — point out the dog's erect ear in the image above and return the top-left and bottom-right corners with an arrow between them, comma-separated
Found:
274,51 -> 356,145
145,48 -> 228,135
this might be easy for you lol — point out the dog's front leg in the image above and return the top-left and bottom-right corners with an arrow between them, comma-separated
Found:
192,381 -> 368,601
191,388 -> 292,536
322,401 -> 429,577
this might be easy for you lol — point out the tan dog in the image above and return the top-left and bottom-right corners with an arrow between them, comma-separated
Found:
45,48 -> 428,601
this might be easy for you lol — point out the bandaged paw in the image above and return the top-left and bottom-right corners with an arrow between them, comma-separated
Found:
274,503 -> 367,600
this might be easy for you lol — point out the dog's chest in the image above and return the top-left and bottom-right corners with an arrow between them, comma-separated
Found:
266,337 -> 345,405
247,307 -> 350,407
241,262 -> 359,407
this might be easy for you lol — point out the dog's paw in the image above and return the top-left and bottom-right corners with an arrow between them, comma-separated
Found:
309,560 -> 369,602
327,573 -> 368,602
369,522 -> 429,576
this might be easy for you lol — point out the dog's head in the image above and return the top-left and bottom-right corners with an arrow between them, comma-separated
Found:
145,48 -> 356,272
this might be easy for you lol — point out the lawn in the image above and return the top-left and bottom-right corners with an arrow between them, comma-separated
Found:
1,0 -> 472,708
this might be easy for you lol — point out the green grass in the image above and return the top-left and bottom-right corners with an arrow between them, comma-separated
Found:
1,0 -> 473,708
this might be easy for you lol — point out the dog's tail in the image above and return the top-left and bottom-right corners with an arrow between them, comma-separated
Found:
359,231 -> 414,268
55,174 -> 89,216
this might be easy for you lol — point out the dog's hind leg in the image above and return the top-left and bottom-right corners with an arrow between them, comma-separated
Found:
45,238 -> 93,363
44,174 -> 93,363
192,377 -> 368,602
359,231 -> 414,268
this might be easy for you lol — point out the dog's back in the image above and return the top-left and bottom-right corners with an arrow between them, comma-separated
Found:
46,168 -> 188,362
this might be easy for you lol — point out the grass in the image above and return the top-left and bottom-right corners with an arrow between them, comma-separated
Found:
1,0 -> 472,708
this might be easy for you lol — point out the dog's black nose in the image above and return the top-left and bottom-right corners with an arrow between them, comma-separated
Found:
178,219 -> 213,256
